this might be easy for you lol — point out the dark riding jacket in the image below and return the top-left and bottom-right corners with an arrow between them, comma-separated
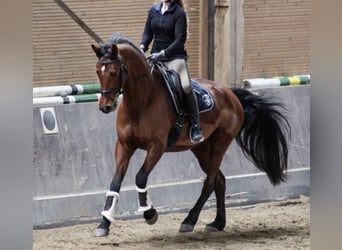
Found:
140,2 -> 188,61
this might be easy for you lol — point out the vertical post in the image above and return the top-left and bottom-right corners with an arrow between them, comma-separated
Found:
208,0 -> 215,80
235,0 -> 244,87
229,0 -> 237,87
214,0 -> 230,86
199,0 -> 209,79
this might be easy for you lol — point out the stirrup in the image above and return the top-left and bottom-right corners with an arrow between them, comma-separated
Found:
190,125 -> 204,143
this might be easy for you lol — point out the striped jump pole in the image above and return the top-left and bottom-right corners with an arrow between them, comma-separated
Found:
33,93 -> 101,107
33,83 -> 100,98
243,75 -> 310,89
33,94 -> 123,107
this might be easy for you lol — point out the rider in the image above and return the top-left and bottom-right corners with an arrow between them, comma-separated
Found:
139,0 -> 204,143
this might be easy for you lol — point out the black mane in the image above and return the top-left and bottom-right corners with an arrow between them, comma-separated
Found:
107,33 -> 142,55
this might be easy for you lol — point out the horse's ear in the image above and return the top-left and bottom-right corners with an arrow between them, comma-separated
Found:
91,44 -> 102,58
111,44 -> 118,57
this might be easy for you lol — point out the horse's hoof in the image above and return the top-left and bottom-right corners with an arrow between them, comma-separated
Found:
95,228 -> 109,237
146,211 -> 158,225
144,208 -> 158,225
205,222 -> 224,232
179,223 -> 194,233
205,224 -> 219,232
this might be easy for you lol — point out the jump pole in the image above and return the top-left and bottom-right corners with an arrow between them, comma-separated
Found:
33,83 -> 100,98
33,94 -> 123,107
244,75 -> 310,89
33,93 -> 101,107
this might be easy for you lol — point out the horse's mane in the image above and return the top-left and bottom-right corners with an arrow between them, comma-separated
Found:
107,33 -> 142,56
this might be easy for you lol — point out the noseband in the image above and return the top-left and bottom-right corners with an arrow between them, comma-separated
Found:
98,58 -> 127,99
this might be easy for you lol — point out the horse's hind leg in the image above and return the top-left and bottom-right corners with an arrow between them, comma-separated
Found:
179,133 -> 232,233
182,170 -> 226,232
179,172 -> 216,232
205,170 -> 226,231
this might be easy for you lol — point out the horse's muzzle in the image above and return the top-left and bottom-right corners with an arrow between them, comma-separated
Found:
99,97 -> 119,114
99,105 -> 113,114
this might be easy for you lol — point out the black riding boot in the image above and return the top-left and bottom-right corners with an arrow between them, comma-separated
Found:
185,91 -> 204,143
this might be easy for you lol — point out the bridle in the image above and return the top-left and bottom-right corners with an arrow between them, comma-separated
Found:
98,57 -> 127,100
97,45 -> 150,103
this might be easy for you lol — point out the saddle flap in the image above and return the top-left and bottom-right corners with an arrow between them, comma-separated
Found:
154,62 -> 184,114
152,62 -> 214,114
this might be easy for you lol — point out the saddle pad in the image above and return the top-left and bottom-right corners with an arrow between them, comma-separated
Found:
191,80 -> 214,113
156,62 -> 214,114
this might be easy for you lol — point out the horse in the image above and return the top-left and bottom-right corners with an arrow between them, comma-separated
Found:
91,33 -> 290,237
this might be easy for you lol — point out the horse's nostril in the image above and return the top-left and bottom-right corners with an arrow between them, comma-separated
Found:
100,105 -> 112,114
105,105 -> 112,113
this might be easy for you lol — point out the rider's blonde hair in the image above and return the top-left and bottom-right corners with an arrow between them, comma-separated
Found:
174,0 -> 185,9
154,0 -> 186,10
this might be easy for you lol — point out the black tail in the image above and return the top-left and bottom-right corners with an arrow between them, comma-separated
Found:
232,88 -> 291,185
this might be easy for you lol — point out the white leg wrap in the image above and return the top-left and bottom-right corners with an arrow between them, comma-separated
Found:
136,186 -> 152,212
101,191 -> 120,222
138,204 -> 152,212
136,186 -> 148,193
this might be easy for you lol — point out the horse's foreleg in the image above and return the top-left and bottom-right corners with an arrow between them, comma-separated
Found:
135,141 -> 164,225
136,169 -> 158,225
96,141 -> 135,237
95,191 -> 119,237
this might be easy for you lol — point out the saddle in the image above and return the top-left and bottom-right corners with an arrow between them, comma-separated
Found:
153,62 -> 214,115
152,62 -> 214,148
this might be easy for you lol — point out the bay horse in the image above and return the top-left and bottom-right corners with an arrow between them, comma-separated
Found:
91,33 -> 290,237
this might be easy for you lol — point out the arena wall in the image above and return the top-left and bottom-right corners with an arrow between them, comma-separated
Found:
33,85 -> 310,226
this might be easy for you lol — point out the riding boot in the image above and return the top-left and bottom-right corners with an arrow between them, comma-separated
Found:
185,91 -> 204,143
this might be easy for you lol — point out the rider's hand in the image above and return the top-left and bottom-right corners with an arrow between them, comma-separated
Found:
139,45 -> 145,55
148,50 -> 166,62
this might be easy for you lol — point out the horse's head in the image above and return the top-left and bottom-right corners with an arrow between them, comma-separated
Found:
91,43 -> 127,113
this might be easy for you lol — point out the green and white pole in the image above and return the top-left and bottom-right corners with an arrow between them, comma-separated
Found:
33,83 -> 100,98
33,93 -> 101,107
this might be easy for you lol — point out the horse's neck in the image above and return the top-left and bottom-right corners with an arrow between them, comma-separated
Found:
119,45 -> 149,81
119,46 -> 162,112
124,70 -> 164,111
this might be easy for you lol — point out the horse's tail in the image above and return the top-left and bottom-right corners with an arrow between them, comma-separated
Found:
231,88 -> 291,185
